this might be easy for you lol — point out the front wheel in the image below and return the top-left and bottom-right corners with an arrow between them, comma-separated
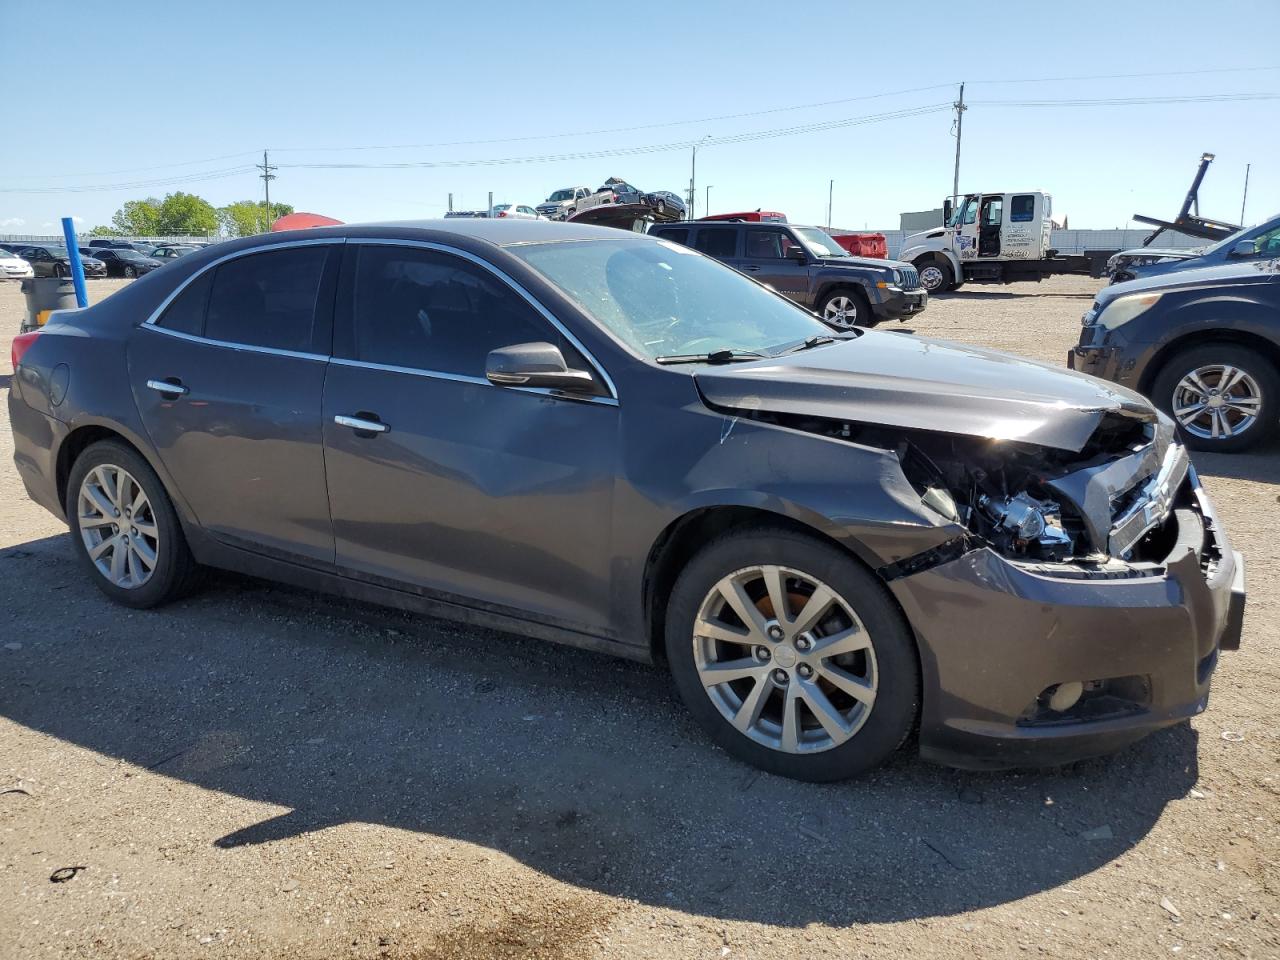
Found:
664,527 -> 920,781
914,257 -> 954,293
124,266 -> 136,278
1150,344 -> 1279,452
66,440 -> 202,608
818,288 -> 872,329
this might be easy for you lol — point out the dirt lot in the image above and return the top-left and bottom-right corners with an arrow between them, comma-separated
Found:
1,275 -> 1276,960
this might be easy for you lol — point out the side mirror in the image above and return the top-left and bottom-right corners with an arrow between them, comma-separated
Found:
1229,239 -> 1258,258
788,245 -> 808,262
943,198 -> 953,225
486,341 -> 598,393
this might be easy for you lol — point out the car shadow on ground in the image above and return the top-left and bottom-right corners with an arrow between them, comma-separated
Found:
0,533 -> 1200,927
938,290 -> 1097,301
1193,447 -> 1280,485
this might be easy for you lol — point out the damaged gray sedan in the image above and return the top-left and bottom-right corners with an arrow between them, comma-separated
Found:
9,219 -> 1245,781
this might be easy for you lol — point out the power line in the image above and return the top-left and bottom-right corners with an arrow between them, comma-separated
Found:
971,93 -> 1280,107
3,150 -> 260,181
967,65 -> 1280,85
0,165 -> 258,195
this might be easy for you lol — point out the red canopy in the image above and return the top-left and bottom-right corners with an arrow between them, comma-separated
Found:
270,212 -> 343,232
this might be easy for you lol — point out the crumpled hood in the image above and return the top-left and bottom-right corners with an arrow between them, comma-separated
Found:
1115,247 -> 1200,262
693,332 -> 1155,452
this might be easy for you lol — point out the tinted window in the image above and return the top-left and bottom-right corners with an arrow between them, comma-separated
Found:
205,246 -> 328,352
654,228 -> 689,246
1010,195 -> 1035,223
156,270 -> 212,336
693,228 -> 737,259
352,245 -> 553,377
743,229 -> 802,259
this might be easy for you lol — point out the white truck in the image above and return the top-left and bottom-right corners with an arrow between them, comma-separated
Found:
899,191 -> 1115,292
536,186 -> 592,221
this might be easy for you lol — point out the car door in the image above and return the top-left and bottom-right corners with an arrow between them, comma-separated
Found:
733,227 -> 812,306
128,242 -> 341,564
691,226 -> 740,266
321,241 -> 619,632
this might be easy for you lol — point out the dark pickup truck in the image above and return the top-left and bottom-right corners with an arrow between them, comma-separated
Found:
650,220 -> 926,327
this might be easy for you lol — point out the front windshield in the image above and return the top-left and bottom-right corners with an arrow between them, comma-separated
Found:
548,189 -> 573,202
510,237 -> 835,360
791,226 -> 848,258
1198,218 -> 1273,256
116,249 -> 145,260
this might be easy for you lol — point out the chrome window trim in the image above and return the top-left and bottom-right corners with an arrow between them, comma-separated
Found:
140,323 -> 329,362
328,356 -> 618,408
141,237 -> 343,330
348,237 -> 619,402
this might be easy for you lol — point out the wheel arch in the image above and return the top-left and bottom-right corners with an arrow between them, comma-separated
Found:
55,421 -> 190,526
641,504 -> 909,666
814,279 -> 872,310
1138,328 -> 1280,395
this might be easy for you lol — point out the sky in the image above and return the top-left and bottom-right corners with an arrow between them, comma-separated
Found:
2,0 -> 1278,236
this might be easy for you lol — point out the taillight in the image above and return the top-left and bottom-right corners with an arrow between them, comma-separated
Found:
11,330 -> 40,370
497,210 -> 507,217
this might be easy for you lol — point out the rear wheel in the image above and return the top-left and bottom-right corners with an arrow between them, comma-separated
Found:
664,527 -> 919,781
66,440 -> 202,608
124,265 -> 136,278
1150,344 -> 1279,452
818,287 -> 874,329
914,256 -> 954,293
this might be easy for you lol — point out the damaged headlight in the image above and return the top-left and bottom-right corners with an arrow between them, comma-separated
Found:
1096,292 -> 1162,331
977,491 -> 1074,562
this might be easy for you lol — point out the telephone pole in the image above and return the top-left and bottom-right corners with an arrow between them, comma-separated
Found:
1241,163 -> 1251,224
257,150 -> 277,234
951,83 -> 966,208
827,179 -> 834,228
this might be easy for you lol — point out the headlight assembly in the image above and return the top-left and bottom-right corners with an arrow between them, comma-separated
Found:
1097,292 -> 1162,330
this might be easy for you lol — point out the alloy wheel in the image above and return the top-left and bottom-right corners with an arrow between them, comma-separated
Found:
918,265 -> 944,292
823,296 -> 859,327
77,464 -> 159,589
1172,364 -> 1263,441
693,565 -> 877,754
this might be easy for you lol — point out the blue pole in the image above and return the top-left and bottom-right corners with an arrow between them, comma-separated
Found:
60,217 -> 88,308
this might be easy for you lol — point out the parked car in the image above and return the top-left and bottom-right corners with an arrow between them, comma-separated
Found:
1072,258 -> 1280,451
444,210 -> 490,219
86,238 -> 157,254
649,220 -> 925,327
0,248 -> 34,280
16,245 -> 107,278
491,204 -> 543,220
150,245 -> 200,261
576,179 -> 685,221
537,186 -> 592,221
1107,212 -> 1280,283
83,247 -> 163,278
9,219 -> 1244,780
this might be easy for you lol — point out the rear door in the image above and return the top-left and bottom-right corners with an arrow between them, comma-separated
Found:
690,226 -> 740,265
321,242 -> 618,632
128,242 -> 340,564
733,226 -> 812,306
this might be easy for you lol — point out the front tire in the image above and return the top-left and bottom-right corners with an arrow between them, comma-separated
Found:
664,527 -> 920,782
818,287 -> 873,329
914,256 -> 954,293
66,440 -> 201,608
1150,344 -> 1278,452
124,266 -> 136,278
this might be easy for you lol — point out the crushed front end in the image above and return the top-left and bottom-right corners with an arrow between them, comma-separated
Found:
874,413 -> 1245,768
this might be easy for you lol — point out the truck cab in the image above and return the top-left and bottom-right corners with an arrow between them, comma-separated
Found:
536,186 -> 592,221
900,191 -> 1055,292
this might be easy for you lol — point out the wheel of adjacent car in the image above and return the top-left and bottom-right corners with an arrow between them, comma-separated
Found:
124,265 -> 136,278
1150,343 -> 1279,452
66,440 -> 201,608
818,288 -> 872,329
664,526 -> 919,781
914,257 -> 953,293
656,199 -> 667,214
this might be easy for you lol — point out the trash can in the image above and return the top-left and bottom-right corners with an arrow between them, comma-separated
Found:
20,277 -> 79,333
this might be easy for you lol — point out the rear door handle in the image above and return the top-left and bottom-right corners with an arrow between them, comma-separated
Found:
146,378 -> 188,397
334,414 -> 389,434
743,265 -> 761,272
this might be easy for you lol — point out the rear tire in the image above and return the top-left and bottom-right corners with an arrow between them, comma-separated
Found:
1150,344 -> 1279,452
664,526 -> 919,781
124,266 -> 136,278
66,440 -> 202,608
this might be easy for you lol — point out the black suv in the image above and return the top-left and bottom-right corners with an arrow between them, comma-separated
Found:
1071,258 -> 1280,451
650,220 -> 926,327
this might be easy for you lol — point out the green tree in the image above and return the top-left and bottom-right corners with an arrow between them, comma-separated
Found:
155,192 -> 219,236
89,224 -> 121,237
110,198 -> 162,236
218,200 -> 295,238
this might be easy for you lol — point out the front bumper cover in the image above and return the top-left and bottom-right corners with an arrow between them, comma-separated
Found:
873,286 -> 928,320
890,473 -> 1243,769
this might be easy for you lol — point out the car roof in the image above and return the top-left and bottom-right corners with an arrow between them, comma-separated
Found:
259,218 -> 645,247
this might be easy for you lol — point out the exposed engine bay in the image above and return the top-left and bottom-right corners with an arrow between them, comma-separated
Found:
720,406 -> 1193,569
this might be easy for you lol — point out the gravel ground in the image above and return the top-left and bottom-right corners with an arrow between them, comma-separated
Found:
0,275 -> 1276,960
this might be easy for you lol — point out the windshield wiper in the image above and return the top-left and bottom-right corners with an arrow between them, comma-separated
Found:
779,335 -> 840,355
654,349 -> 768,365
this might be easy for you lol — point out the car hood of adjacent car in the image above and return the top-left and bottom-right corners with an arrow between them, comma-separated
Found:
692,331 -> 1155,452
1099,257 -> 1280,306
1116,247 -> 1200,262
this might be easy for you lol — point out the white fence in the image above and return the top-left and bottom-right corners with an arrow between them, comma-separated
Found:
832,227 -> 1209,260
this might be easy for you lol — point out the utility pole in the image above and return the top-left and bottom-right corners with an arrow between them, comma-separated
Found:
705,185 -> 713,216
689,135 -> 710,221
1241,163 -> 1251,224
951,83 -> 966,209
448,192 -> 454,213
827,179 -> 834,229
488,191 -> 494,216
256,149 -> 277,234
